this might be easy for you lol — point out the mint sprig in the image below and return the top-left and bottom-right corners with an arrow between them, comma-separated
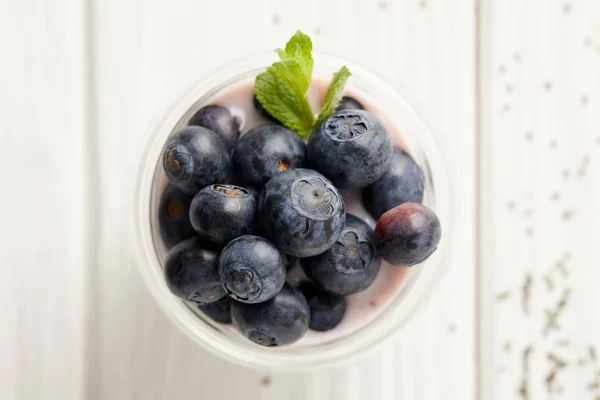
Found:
254,31 -> 352,138
275,31 -> 313,83
316,66 -> 352,125
255,62 -> 314,136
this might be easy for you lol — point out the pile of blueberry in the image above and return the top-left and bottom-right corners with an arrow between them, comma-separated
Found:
158,95 -> 441,347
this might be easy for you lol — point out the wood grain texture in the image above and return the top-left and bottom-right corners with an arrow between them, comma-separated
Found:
479,0 -> 600,399
89,0 -> 476,399
0,0 -> 89,399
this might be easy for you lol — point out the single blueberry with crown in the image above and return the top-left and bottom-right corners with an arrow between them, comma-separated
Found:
258,168 -> 345,257
373,203 -> 441,266
164,237 -> 225,305
189,184 -> 256,245
189,105 -> 240,150
231,283 -> 309,347
162,126 -> 230,194
307,110 -> 393,189
302,214 -> 380,295
158,184 -> 196,249
218,235 -> 286,303
363,148 -> 425,219
233,124 -> 306,188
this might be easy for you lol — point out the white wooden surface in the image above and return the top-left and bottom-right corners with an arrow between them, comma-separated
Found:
479,1 -> 600,399
0,0 -> 88,399
21,0 -> 600,398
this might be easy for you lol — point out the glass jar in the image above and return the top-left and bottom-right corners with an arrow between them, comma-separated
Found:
131,53 -> 454,370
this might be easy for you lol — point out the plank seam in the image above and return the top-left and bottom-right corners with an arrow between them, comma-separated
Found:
82,0 -> 99,397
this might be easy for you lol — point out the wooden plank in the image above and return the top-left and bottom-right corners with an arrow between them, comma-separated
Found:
0,0 -> 89,399
479,0 -> 600,399
90,0 -> 476,398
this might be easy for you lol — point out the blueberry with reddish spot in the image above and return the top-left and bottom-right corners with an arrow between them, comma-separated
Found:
164,237 -> 225,304
233,124 -> 306,188
189,105 -> 240,150
301,214 -> 380,295
199,296 -> 232,324
218,235 -> 286,303
373,203 -> 441,266
258,169 -> 345,257
253,95 -> 278,123
299,282 -> 346,331
158,184 -> 195,249
162,126 -> 230,194
189,184 -> 256,245
363,148 -> 425,218
231,283 -> 309,347
307,110 -> 392,189
335,96 -> 364,112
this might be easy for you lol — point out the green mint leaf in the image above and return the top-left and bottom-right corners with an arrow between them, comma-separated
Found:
276,30 -> 313,82
316,66 -> 352,125
272,59 -> 310,94
254,31 -> 315,137
254,31 -> 352,138
254,64 -> 313,137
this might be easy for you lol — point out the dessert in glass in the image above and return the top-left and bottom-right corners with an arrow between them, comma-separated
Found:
132,31 -> 452,369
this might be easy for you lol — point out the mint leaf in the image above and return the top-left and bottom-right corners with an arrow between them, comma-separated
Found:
272,59 -> 309,94
254,63 -> 313,137
253,31 -> 351,138
316,66 -> 352,124
255,32 -> 315,137
276,30 -> 313,83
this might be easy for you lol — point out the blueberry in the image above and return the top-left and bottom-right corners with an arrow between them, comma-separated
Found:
283,254 -> 300,271
218,235 -> 286,303
258,169 -> 345,257
164,237 -> 225,304
335,96 -> 364,112
299,282 -> 346,331
301,214 -> 380,295
373,203 -> 441,266
189,184 -> 256,245
231,283 -> 309,347
363,148 -> 425,219
251,224 -> 298,271
252,217 -> 269,237
162,126 -> 230,194
253,95 -> 278,123
233,124 -> 307,188
199,296 -> 232,324
189,105 -> 240,150
307,110 -> 393,189
158,184 -> 196,249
